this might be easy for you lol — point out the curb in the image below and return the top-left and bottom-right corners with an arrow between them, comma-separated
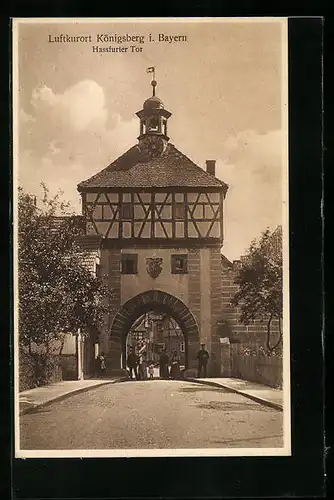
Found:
185,378 -> 283,412
19,377 -> 128,416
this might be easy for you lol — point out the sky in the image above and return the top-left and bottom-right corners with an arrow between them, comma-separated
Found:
15,18 -> 287,261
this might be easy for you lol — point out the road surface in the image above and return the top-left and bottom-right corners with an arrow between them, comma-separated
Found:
20,380 -> 283,449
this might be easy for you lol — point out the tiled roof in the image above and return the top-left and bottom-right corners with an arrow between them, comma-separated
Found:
221,254 -> 233,269
77,143 -> 228,191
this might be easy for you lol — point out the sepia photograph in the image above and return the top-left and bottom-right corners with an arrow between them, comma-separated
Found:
13,17 -> 290,458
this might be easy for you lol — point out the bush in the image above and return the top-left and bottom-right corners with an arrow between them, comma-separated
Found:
19,350 -> 62,391
19,350 -> 36,392
242,345 -> 283,357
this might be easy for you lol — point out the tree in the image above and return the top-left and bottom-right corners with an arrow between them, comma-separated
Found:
18,184 -> 111,356
231,227 -> 283,352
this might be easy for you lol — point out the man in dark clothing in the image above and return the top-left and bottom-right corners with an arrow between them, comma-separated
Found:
127,348 -> 139,380
197,344 -> 209,377
159,350 -> 169,379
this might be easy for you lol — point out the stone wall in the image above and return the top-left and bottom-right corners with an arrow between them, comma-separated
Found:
219,254 -> 283,387
220,257 -> 281,349
220,259 -> 247,342
187,248 -> 201,369
120,248 -> 189,305
104,245 -> 225,374
101,244 -> 283,378
187,248 -> 201,327
107,249 -> 122,367
61,354 -> 77,380
210,247 -> 223,376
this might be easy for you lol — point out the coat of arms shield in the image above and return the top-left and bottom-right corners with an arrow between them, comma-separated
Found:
146,257 -> 163,279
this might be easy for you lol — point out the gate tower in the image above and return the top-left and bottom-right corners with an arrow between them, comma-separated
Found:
77,76 -> 228,376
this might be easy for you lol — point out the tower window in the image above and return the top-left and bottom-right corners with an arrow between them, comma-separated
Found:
171,255 -> 188,274
120,203 -> 133,220
121,254 -> 138,274
148,117 -> 159,131
174,203 -> 185,220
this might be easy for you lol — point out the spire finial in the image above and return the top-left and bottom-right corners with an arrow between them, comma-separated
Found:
151,79 -> 157,96
146,66 -> 156,96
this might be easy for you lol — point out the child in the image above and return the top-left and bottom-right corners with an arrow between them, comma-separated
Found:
148,363 -> 154,379
100,352 -> 107,377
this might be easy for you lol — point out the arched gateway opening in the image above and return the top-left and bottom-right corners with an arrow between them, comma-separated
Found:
110,290 -> 200,371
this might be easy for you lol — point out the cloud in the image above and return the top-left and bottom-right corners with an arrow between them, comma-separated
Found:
19,109 -> 35,124
18,81 -> 283,261
214,129 -> 283,260
19,80 -> 138,210
61,80 -> 107,131
30,80 -> 107,131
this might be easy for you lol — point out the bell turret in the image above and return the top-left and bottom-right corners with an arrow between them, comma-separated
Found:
136,71 -> 172,141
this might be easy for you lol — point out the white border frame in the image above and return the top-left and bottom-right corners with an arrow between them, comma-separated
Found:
13,16 -> 290,458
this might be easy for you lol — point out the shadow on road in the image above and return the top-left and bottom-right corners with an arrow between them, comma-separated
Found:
195,401 -> 276,412
177,386 -> 228,394
121,378 -> 191,383
209,434 -> 283,445
22,407 -> 54,415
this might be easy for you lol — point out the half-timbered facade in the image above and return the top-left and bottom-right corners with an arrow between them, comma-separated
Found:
77,78 -> 228,376
83,186 -> 223,243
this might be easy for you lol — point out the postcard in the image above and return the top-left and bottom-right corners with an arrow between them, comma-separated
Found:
13,17 -> 290,458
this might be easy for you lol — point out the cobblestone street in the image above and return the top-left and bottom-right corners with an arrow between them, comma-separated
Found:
20,380 -> 283,450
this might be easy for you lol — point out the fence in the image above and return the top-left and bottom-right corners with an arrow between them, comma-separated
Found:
229,343 -> 283,388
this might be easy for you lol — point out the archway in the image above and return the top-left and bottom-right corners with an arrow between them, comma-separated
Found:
109,290 -> 200,370
126,313 -> 186,368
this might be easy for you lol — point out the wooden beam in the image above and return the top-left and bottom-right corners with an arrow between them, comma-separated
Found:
151,192 -> 155,239
220,192 -> 224,241
118,193 -> 123,238
102,238 -> 223,249
184,192 -> 188,238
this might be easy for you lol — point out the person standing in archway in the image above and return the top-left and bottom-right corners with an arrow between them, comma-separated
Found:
197,343 -> 210,378
138,352 -> 148,380
127,347 -> 139,380
170,350 -> 181,379
148,362 -> 155,379
99,352 -> 107,377
159,349 -> 169,379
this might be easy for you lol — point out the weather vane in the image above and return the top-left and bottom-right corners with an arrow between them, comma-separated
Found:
146,66 -> 157,96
